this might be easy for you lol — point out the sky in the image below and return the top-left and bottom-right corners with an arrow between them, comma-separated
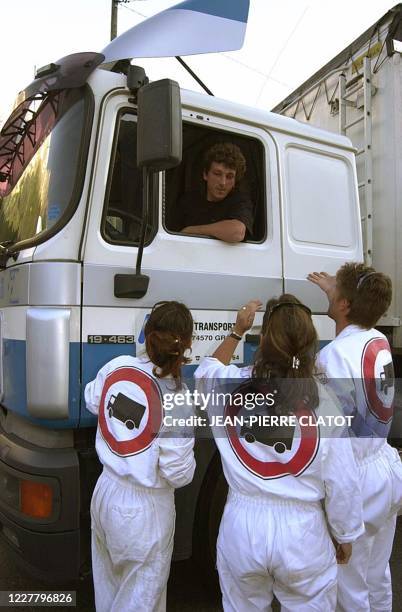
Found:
0,0 -> 397,126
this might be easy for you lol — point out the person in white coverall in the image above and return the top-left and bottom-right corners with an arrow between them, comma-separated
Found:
195,294 -> 364,612
308,263 -> 402,612
85,301 -> 196,612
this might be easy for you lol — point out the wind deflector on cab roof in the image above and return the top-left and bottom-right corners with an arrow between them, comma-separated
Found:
7,52 -> 104,114
101,0 -> 250,63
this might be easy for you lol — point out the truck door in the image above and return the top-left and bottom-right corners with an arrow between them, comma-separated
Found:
274,132 -> 363,311
80,93 -> 282,424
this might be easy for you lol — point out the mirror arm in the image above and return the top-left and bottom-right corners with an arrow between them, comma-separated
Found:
136,166 -> 150,276
114,166 -> 150,300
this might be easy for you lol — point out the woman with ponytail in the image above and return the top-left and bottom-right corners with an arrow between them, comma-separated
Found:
195,294 -> 364,612
85,301 -> 195,612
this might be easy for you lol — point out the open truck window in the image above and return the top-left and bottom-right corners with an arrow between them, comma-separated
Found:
0,87 -> 90,247
163,123 -> 266,242
101,113 -> 157,247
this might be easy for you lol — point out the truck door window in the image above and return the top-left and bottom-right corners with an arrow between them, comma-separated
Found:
102,113 -> 157,246
164,124 -> 266,243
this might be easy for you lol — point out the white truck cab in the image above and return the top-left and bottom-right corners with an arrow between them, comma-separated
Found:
0,51 -> 362,581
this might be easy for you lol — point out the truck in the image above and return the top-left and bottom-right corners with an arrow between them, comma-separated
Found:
0,2 -> 398,585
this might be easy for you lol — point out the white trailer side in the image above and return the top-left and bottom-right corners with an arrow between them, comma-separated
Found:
273,4 -> 402,347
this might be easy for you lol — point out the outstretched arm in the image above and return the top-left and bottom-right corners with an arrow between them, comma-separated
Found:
307,271 -> 336,299
181,219 -> 246,243
212,300 -> 262,365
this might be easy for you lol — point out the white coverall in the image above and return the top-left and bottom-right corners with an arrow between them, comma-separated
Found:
317,324 -> 402,612
195,358 -> 364,612
85,355 -> 195,612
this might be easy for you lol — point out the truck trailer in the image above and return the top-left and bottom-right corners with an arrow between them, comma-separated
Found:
274,4 -> 402,351
273,2 -> 402,446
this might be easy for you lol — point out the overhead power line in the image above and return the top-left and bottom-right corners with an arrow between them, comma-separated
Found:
120,3 -> 147,18
119,3 -> 291,90
255,6 -> 309,104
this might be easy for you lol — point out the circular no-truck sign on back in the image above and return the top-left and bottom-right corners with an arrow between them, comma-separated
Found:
99,366 -> 163,457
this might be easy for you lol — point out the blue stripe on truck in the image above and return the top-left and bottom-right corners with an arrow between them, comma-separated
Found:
2,337 -> 332,429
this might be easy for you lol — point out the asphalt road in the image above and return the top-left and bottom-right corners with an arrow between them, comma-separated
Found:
0,518 -> 401,611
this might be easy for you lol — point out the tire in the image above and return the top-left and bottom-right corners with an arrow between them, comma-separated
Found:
192,451 -> 228,594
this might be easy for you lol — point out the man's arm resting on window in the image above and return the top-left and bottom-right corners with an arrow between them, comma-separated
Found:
181,219 -> 246,243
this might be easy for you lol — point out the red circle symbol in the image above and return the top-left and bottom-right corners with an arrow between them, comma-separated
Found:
99,366 -> 163,457
361,338 -> 394,424
224,383 -> 319,480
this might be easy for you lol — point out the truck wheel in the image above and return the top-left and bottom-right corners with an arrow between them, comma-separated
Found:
193,451 -> 228,594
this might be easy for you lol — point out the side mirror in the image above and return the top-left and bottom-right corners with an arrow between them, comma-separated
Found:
137,79 -> 182,170
114,78 -> 182,300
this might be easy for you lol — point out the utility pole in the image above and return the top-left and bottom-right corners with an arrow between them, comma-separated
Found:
111,0 -> 134,40
110,0 -> 118,40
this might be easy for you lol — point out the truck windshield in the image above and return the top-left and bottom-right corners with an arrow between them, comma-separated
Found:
0,87 -> 88,245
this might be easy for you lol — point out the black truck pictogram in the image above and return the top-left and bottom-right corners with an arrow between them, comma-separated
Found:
380,361 -> 394,395
241,411 -> 295,454
107,393 -> 146,430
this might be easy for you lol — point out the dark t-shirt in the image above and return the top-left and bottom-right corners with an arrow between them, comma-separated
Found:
179,189 -> 254,239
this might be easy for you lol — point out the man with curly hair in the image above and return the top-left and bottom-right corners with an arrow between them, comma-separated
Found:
179,142 -> 254,243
